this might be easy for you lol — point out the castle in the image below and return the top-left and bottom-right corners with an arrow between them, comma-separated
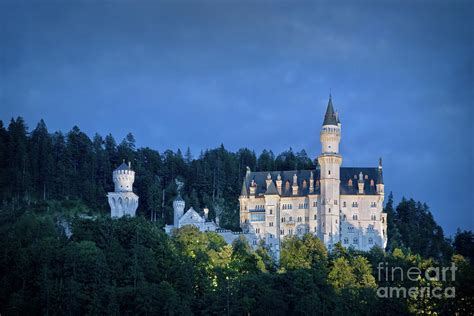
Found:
107,161 -> 139,218
239,96 -> 387,253
108,96 -> 387,256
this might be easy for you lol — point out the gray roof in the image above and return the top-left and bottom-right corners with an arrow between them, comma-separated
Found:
115,162 -> 130,171
243,170 -> 321,197
243,167 -> 381,197
174,193 -> 185,202
322,96 -> 338,126
265,180 -> 279,195
340,167 -> 379,195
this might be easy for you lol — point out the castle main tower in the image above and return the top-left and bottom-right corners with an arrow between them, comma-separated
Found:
107,161 -> 139,218
317,96 -> 342,248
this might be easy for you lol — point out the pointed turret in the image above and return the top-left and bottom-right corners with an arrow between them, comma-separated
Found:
240,179 -> 248,197
376,158 -> 384,195
377,158 -> 384,185
322,95 -> 338,126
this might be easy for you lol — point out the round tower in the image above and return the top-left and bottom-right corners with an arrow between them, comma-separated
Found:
113,160 -> 135,192
173,194 -> 185,226
317,95 -> 343,248
108,160 -> 139,218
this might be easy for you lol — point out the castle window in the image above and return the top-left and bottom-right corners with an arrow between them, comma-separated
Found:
328,170 -> 331,175
342,214 -> 346,221
305,216 -> 309,221
343,201 -> 346,207
288,229 -> 293,235
297,216 -> 302,222
297,228 -> 302,234
344,237 -> 349,244
328,208 -> 331,213
353,237 -> 358,244
253,240 -> 257,245
368,225 -> 374,232
313,201 -> 317,207
281,217 -> 285,223
269,222 -> 274,227
353,214 -> 358,220
352,202 -> 358,208
255,228 -> 260,234
371,215 -> 376,220
371,202 -> 377,208
314,214 -> 317,220
348,226 -> 354,233
368,237 -> 374,244
281,229 -> 284,235
269,209 -> 273,215
334,200 -> 338,205
289,216 -> 293,222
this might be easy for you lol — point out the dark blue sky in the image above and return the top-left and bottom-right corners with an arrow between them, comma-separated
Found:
1,1 -> 472,235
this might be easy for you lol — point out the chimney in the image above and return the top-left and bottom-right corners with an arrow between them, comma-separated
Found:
358,172 -> 364,194
276,174 -> 282,194
266,173 -> 272,188
249,180 -> 256,196
292,173 -> 298,195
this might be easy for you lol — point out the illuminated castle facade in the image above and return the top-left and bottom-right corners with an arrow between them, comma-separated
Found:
239,96 -> 387,254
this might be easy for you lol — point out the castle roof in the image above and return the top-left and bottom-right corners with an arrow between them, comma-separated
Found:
265,180 -> 279,195
115,162 -> 131,171
242,167 -> 380,197
174,193 -> 185,202
322,95 -> 339,126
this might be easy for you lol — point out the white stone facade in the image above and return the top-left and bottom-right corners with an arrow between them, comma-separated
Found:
165,195 -> 258,246
107,161 -> 139,218
239,96 -> 387,254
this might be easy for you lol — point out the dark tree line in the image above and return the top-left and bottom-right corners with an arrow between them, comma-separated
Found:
0,117 -> 313,230
0,211 -> 472,315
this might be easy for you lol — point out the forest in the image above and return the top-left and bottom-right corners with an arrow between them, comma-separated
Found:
0,117 -> 473,315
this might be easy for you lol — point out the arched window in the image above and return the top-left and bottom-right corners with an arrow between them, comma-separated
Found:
368,237 -> 374,244
353,214 -> 358,220
353,237 -> 358,244
344,237 -> 349,244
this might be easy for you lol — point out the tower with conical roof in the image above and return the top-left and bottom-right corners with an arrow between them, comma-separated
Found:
107,161 -> 139,218
317,95 -> 343,248
173,193 -> 185,227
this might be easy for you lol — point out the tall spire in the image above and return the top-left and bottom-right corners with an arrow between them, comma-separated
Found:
322,95 -> 338,126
